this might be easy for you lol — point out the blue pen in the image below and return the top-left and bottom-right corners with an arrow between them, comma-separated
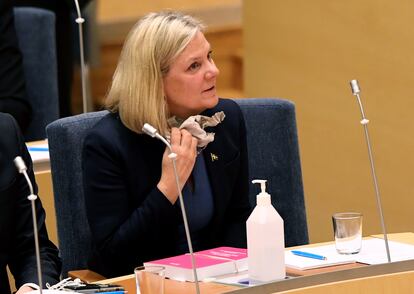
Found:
291,250 -> 327,260
28,147 -> 49,152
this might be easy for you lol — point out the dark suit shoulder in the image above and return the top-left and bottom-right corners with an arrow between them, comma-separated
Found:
212,98 -> 242,115
0,112 -> 20,152
83,112 -> 161,160
85,112 -> 132,147
203,98 -> 243,127
88,112 -> 125,136
0,113 -> 23,188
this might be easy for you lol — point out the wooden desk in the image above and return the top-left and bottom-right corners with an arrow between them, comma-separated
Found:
99,274 -> 238,294
99,233 -> 414,294
277,270 -> 414,294
228,233 -> 414,294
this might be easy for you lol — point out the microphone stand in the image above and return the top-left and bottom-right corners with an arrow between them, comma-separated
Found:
142,124 -> 201,294
14,156 -> 43,294
73,0 -> 88,113
349,80 -> 391,263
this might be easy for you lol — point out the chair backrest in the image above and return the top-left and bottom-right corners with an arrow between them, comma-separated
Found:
46,98 -> 308,275
234,98 -> 309,246
14,7 -> 59,141
46,111 -> 108,276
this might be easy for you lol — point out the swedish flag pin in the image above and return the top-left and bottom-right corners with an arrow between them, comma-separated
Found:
210,153 -> 219,162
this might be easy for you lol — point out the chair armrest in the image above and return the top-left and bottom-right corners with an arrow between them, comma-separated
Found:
68,269 -> 106,283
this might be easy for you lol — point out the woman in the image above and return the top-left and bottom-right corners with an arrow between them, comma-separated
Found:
83,11 -> 251,278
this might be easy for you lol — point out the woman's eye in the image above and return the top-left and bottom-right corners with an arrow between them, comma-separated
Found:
189,62 -> 201,71
207,51 -> 213,60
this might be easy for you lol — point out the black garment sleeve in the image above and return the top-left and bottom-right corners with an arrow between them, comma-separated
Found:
83,128 -> 180,277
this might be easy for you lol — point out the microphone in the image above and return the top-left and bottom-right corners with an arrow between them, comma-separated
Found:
142,123 -> 172,150
73,0 -> 89,113
349,80 -> 391,263
350,79 -> 360,95
14,156 -> 43,294
142,124 -> 200,293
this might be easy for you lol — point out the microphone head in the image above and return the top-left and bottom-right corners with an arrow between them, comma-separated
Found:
14,156 -> 27,173
350,80 -> 361,95
142,123 -> 158,138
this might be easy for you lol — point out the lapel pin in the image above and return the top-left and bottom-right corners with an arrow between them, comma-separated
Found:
210,153 -> 219,162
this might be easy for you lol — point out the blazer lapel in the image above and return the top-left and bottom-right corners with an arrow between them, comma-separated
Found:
203,141 -> 227,226
200,101 -> 240,229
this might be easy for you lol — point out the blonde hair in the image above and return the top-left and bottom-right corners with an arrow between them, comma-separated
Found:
105,11 -> 204,136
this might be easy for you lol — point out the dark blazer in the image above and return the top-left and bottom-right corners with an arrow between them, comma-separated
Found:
0,113 -> 61,293
83,98 -> 252,278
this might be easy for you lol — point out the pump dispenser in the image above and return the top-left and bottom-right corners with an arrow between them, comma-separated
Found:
247,179 -> 285,283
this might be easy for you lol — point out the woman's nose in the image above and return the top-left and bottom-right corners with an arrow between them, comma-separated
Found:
205,60 -> 219,79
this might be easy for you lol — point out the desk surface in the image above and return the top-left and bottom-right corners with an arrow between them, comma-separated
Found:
97,232 -> 414,294
277,270 -> 414,294
100,274 -> 237,294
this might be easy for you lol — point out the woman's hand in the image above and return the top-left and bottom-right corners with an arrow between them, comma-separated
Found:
157,128 -> 198,203
16,285 -> 35,294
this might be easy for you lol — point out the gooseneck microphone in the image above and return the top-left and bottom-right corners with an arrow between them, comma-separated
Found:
142,124 -> 201,294
349,80 -> 391,263
14,156 -> 43,294
73,0 -> 88,113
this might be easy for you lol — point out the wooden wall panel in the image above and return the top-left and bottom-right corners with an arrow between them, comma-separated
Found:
244,0 -> 414,243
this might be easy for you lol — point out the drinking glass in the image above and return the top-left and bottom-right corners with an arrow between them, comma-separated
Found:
332,212 -> 363,254
135,266 -> 165,294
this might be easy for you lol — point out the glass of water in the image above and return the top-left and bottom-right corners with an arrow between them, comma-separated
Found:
332,212 -> 363,254
135,265 -> 165,294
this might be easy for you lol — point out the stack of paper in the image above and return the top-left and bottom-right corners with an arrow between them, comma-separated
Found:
285,244 -> 355,270
285,239 -> 414,270
355,238 -> 414,264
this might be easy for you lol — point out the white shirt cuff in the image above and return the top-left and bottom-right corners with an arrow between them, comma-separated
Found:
19,282 -> 40,290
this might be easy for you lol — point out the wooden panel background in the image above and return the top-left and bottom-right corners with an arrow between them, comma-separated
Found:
243,0 -> 414,243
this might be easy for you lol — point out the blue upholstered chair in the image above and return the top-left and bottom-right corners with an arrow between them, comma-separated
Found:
234,98 -> 308,247
46,98 -> 308,276
47,111 -> 108,277
14,7 -> 59,141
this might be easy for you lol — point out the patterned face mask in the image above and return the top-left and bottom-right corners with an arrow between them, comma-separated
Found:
167,111 -> 225,153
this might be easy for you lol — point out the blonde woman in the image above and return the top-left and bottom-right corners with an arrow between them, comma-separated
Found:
83,11 -> 251,278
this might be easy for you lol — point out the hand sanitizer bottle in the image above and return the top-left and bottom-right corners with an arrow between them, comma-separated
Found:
247,179 -> 285,283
